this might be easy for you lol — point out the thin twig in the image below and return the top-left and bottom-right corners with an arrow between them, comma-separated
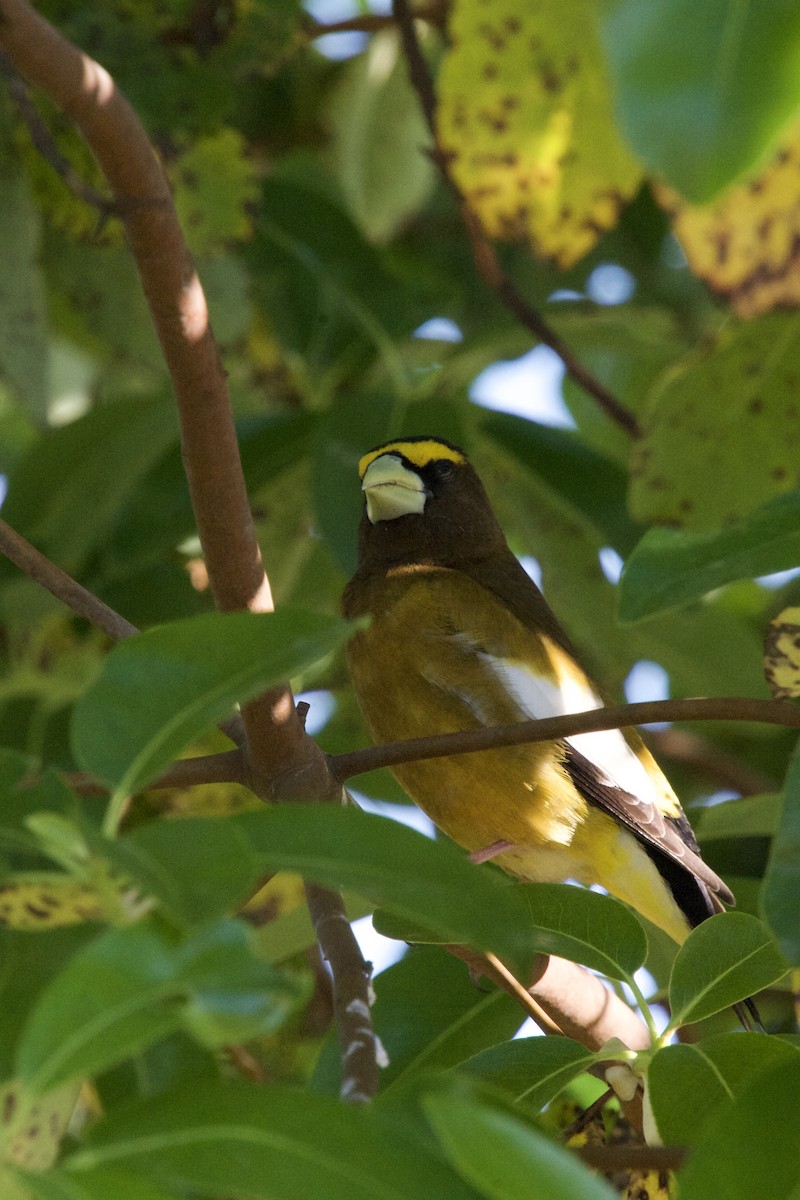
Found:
0,49 -> 114,216
65,749 -> 247,795
331,696 -> 800,781
305,883 -> 382,1103
0,517 -> 137,641
391,0 -> 640,438
304,2 -> 446,38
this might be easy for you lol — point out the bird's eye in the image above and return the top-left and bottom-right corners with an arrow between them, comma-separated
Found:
433,461 -> 455,481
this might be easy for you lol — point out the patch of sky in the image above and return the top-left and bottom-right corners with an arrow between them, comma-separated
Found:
586,263 -> 636,306
306,0 -> 392,60
757,567 -> 800,589
598,546 -> 624,584
471,344 -> 575,428
413,317 -> 464,342
624,660 -> 670,730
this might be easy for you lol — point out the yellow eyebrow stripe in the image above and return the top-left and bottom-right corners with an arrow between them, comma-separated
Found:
358,440 -> 465,479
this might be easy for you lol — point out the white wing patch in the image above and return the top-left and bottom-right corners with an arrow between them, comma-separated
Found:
481,654 -> 663,808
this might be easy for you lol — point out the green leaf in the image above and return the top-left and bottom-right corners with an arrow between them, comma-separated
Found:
235,806 -> 536,978
678,1057 -> 800,1200
424,1090 -> 616,1200
668,912 -> 788,1028
1,396 -> 178,576
648,1033 -> 800,1147
602,0 -> 800,202
457,1036 -> 597,1112
328,30 -> 435,244
518,883 -> 648,980
70,608 -> 353,796
629,312 -> 800,531
19,1169 -> 175,1200
619,491 -> 800,622
314,946 -> 524,1094
482,412 -> 643,555
62,1082 -> 477,1200
16,917 -> 299,1093
763,742 -> 800,963
696,794 -> 783,842
0,135 -> 47,421
112,816 -> 267,926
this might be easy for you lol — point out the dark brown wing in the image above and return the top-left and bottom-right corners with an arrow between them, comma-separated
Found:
564,744 -> 734,926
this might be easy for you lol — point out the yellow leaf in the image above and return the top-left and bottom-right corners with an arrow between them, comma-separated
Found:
764,607 -> 800,699
0,875 -> 102,930
437,0 -> 643,266
0,1078 -> 81,1172
659,120 -> 800,318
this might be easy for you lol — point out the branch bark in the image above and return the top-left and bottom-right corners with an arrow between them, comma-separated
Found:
332,696 -> 800,781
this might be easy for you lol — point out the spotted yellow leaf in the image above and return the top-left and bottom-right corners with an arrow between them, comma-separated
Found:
0,875 -> 102,930
437,0 -> 643,266
623,1169 -> 673,1200
630,311 -> 800,530
0,1078 -> 81,1172
658,120 -> 800,318
765,607 -> 800,699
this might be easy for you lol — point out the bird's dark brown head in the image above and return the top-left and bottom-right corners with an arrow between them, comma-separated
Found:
350,437 -> 508,575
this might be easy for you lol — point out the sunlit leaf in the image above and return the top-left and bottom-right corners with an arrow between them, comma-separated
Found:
438,0 -> 642,266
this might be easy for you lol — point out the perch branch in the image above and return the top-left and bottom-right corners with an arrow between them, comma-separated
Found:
331,696 -> 800,781
391,0 -> 640,438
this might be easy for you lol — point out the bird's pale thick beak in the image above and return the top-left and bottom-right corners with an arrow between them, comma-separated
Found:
361,454 -> 428,523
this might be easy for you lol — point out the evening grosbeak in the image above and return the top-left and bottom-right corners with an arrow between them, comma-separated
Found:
343,436 -> 736,949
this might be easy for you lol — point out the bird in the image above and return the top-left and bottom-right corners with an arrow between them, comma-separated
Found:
342,435 -> 741,961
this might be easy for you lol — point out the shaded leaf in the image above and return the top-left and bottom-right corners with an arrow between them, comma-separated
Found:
483,411 -> 643,554
619,491 -> 800,622
329,30 -> 435,243
314,946 -> 523,1094
235,805 -> 536,977
16,918 -> 299,1093
71,608 -> 353,796
678,1057 -> 800,1200
668,912 -> 788,1028
457,1036 -> 596,1112
63,1082 -> 477,1200
424,1090 -> 616,1200
648,1033 -> 800,1147
602,0 -> 800,202
763,742 -> 800,964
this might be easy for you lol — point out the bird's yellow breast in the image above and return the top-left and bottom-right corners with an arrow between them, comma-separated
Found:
347,566 -> 588,850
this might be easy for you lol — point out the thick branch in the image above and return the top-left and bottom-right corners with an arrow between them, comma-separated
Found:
391,0 -> 640,438
0,0 -> 375,1100
332,696 -> 800,781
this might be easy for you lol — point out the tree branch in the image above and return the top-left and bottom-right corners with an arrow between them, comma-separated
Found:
0,517 -> 137,642
391,0 -> 640,438
0,0 -> 377,1102
305,883 -> 382,1103
331,696 -> 800,781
